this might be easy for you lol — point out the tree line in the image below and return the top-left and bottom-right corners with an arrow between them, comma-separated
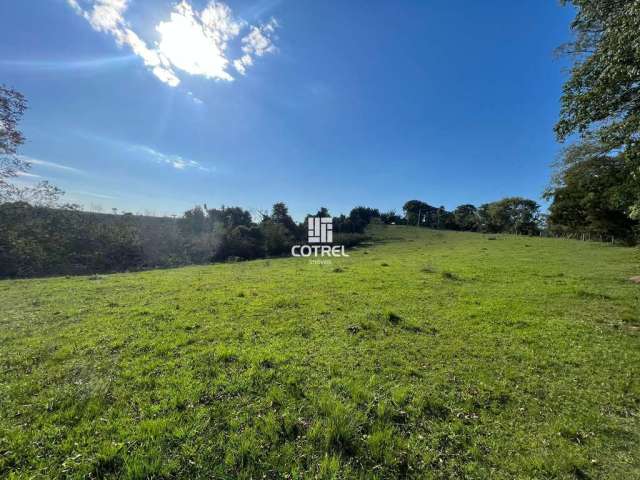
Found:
0,202 -> 373,278
402,198 -> 542,235
0,196 -> 547,278
1,0 -> 639,277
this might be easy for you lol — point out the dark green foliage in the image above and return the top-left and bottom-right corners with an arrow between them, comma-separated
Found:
270,202 -> 298,234
0,203 -> 143,277
207,205 -> 253,229
315,206 -> 330,218
262,222 -> 295,256
453,204 -> 479,231
0,201 -> 374,278
0,194 -> 546,279
552,0 -> 640,236
178,205 -> 207,235
331,206 -> 380,234
333,233 -> 369,248
438,207 -> 457,230
179,205 -> 253,234
347,206 -> 380,232
404,201 -> 457,230
216,225 -> 266,260
261,202 -> 299,255
402,198 -> 540,235
0,194 -> 548,280
556,0 -> 640,158
380,210 -> 405,225
478,197 -> 541,235
546,153 -> 638,242
403,200 -> 433,226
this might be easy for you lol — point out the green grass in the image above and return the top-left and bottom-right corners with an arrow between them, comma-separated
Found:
1,226 -> 639,479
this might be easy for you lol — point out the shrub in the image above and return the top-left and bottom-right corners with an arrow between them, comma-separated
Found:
216,225 -> 266,260
333,233 -> 369,248
262,222 -> 295,256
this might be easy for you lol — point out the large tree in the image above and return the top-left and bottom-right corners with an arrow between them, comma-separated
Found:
402,200 -> 432,226
270,202 -> 298,233
545,149 -> 637,241
453,204 -> 479,231
478,198 -> 541,235
0,85 -> 29,185
0,86 -> 63,206
555,0 -> 640,219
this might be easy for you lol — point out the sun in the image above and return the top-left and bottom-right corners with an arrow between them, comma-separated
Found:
155,2 -> 237,82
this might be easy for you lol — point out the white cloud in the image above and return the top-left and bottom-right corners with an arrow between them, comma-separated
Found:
131,145 -> 212,172
233,19 -> 277,75
20,156 -> 85,175
233,53 -> 253,75
67,0 -> 278,86
187,91 -> 204,105
242,19 -> 278,57
73,190 -> 117,199
87,0 -> 128,32
15,171 -> 42,178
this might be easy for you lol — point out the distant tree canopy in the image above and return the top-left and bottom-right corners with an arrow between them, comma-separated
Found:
548,0 -> 640,241
0,200 -> 378,278
260,202 -> 299,256
402,201 -> 427,226
0,203 -> 144,278
208,206 -> 253,229
478,198 -> 541,235
380,210 -> 404,225
402,201 -> 454,229
0,194 -> 552,279
402,197 -> 542,235
315,207 -> 330,218
331,206 -> 380,234
453,204 -> 479,231
178,206 -> 207,235
270,202 -> 298,233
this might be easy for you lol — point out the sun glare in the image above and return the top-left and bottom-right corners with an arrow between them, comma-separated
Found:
66,0 -> 277,86
156,7 -> 232,81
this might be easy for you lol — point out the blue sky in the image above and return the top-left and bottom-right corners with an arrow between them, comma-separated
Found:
0,0 -> 574,219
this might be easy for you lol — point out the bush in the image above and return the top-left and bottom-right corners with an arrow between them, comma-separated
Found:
262,222 -> 295,256
0,203 -> 144,278
333,233 -> 369,248
216,225 -> 266,260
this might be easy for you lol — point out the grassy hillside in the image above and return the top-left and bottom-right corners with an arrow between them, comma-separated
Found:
1,226 -> 639,479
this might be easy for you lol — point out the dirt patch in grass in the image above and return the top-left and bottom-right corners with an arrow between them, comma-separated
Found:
385,311 -> 402,325
441,271 -> 460,281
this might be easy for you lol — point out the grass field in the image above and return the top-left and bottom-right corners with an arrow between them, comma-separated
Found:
1,226 -> 639,479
